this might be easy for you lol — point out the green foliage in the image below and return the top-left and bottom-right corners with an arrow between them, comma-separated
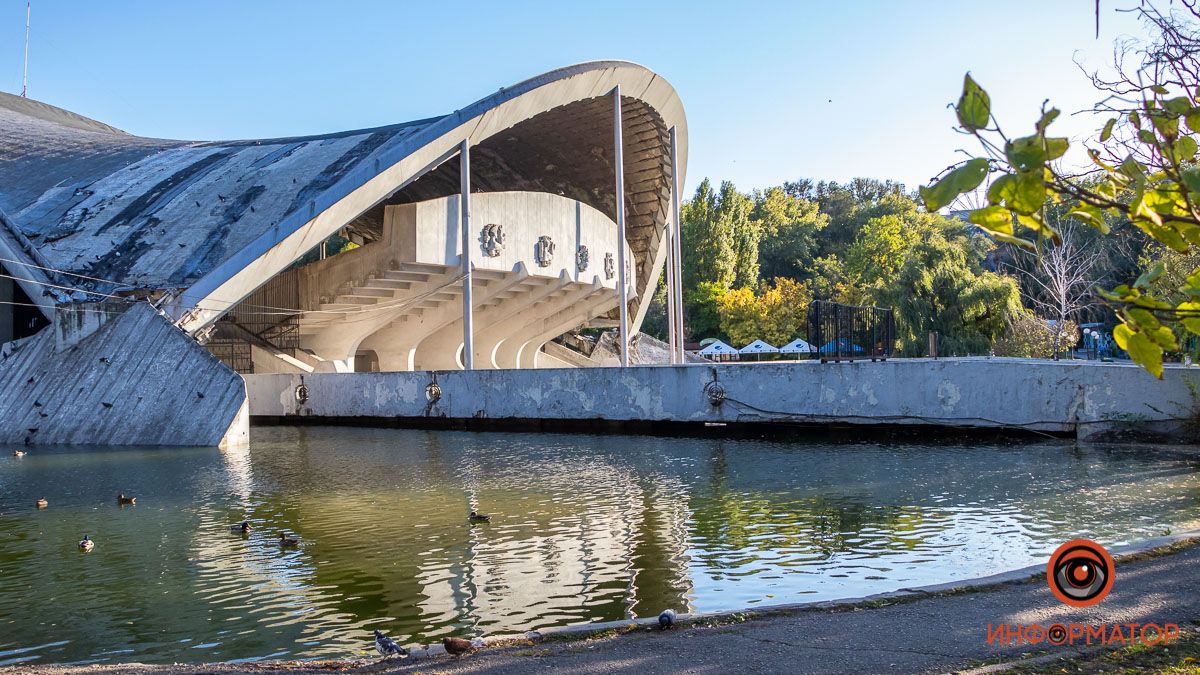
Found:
869,221 -> 1022,356
754,187 -> 828,280
921,5 -> 1200,376
993,310 -> 1079,358
715,277 -> 812,346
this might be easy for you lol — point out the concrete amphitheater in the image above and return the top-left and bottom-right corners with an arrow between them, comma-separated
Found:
0,62 -> 688,446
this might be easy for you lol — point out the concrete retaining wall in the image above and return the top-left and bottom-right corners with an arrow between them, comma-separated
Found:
245,357 -> 1200,438
0,303 -> 248,446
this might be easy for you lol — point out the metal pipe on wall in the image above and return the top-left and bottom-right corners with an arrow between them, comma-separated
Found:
613,86 -> 630,367
460,139 -> 474,370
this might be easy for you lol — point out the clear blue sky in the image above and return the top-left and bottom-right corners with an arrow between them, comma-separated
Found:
1,1 -> 1148,195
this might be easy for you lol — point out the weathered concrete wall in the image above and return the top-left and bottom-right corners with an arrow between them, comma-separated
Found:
244,358 -> 1200,437
0,303 -> 248,446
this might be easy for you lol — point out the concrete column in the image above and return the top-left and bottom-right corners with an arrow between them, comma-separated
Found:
670,126 -> 685,364
460,139 -> 475,370
613,86 -> 630,367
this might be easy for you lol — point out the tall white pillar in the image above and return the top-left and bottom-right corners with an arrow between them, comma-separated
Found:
460,139 -> 474,370
613,86 -> 630,367
669,126 -> 685,364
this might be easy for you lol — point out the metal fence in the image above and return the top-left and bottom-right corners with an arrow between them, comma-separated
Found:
807,301 -> 895,363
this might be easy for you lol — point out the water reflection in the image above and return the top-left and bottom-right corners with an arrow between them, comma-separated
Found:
0,428 -> 1197,664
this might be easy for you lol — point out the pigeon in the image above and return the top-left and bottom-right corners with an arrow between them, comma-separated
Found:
99,357 -> 111,364
229,521 -> 252,534
469,511 -> 491,523
442,636 -> 474,657
117,494 -> 136,505
101,402 -> 113,409
79,535 -> 94,552
373,630 -> 408,658
279,532 -> 300,547
659,609 -> 677,630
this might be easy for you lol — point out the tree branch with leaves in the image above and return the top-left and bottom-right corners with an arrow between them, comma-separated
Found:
921,1 -> 1200,377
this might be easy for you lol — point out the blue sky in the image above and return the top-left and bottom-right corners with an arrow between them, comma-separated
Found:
1,1 -> 1148,195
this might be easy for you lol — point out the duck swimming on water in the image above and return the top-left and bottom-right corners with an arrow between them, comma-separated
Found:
279,532 -> 300,547
79,535 -> 94,552
469,511 -> 491,523
117,494 -> 136,505
229,521 -> 252,534
35,498 -> 47,509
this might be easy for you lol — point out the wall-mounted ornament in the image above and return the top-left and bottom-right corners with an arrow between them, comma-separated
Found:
535,235 -> 555,267
480,224 -> 506,257
604,252 -> 615,280
576,245 -> 590,272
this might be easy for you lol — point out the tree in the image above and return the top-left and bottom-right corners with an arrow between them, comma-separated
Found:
681,179 -> 735,291
754,187 -> 828,280
715,181 -> 761,289
1005,222 -> 1102,357
715,277 -> 813,346
920,2 -> 1200,376
871,226 -> 1023,356
994,310 -> 1081,359
685,281 -> 727,341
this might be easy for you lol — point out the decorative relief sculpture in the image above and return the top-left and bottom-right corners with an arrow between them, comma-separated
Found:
576,245 -> 589,272
480,224 -> 506,257
604,252 -> 615,280
535,235 -> 555,267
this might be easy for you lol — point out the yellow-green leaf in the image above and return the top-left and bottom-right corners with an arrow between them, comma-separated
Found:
919,158 -> 990,212
1068,203 -> 1110,234
1100,118 -> 1117,141
956,74 -> 991,132
968,206 -> 1014,235
1036,108 -> 1060,132
1115,323 -> 1164,378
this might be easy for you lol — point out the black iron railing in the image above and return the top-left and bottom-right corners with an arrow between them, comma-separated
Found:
807,301 -> 895,363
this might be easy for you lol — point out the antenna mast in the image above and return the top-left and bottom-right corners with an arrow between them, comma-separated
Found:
22,1 -> 30,97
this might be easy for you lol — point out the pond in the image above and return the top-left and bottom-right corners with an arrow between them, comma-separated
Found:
1,427 -> 1198,664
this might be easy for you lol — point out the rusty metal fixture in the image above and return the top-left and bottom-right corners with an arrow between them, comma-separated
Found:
294,383 -> 309,404
425,380 -> 442,403
703,380 -> 726,406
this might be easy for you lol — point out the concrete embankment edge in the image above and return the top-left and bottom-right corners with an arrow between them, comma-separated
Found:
389,529 -> 1200,660
245,358 -> 1200,438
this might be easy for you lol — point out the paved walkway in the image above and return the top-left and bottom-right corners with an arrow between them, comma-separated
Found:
9,542 -> 1200,675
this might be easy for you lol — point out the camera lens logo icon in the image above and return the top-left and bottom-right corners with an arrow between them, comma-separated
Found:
1047,539 -> 1115,607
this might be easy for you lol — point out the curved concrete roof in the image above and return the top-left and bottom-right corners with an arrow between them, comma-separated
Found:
0,61 -> 687,331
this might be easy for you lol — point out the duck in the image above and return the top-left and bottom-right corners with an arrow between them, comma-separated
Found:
658,608 -> 677,630
35,498 -> 48,509
442,636 -> 475,657
229,521 -> 252,534
12,450 -> 25,458
468,511 -> 491,523
279,532 -> 300,547
79,535 -> 94,552
116,494 -> 136,505
373,629 -> 408,658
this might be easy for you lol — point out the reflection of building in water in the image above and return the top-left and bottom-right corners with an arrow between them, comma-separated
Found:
413,463 -> 695,633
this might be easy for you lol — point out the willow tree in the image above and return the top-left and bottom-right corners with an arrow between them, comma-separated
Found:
921,2 -> 1200,376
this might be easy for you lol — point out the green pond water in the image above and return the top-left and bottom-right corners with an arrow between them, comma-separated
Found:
0,427 -> 1198,665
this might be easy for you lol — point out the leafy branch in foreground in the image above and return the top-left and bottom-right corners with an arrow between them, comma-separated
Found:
921,2 -> 1200,377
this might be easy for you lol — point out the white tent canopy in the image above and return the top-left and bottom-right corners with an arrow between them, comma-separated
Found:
738,339 -> 779,354
780,338 -> 817,353
698,339 -> 737,356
